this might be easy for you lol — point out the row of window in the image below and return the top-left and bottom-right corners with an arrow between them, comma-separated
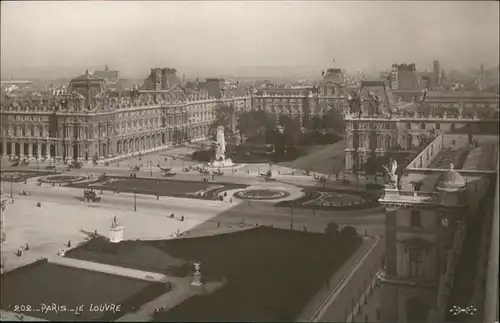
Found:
429,103 -> 493,109
406,122 -> 445,130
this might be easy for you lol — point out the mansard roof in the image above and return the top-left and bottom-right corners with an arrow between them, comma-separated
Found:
359,80 -> 396,110
321,68 -> 345,84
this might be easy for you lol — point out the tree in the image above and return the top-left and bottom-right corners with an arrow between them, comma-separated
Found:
340,226 -> 358,242
311,115 -> 323,130
324,221 -> 340,237
322,108 -> 345,135
210,103 -> 235,139
279,115 -> 302,150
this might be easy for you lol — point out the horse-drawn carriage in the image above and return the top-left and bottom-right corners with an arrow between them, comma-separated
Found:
212,170 -> 224,176
68,160 -> 82,169
199,168 -> 209,175
84,189 -> 101,203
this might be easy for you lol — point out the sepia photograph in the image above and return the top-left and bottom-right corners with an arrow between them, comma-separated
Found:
0,1 -> 498,322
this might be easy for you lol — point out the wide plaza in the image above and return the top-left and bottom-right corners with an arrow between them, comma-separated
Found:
1,142 -> 385,322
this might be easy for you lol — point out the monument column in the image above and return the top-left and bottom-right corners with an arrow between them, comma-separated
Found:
20,140 -> 25,157
28,141 -> 33,159
2,138 -> 7,157
80,143 -> 84,160
37,141 -> 42,159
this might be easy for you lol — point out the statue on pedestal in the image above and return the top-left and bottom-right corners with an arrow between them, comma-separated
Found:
209,126 -> 233,167
215,126 -> 226,161
109,216 -> 124,243
382,159 -> 399,189
191,262 -> 203,286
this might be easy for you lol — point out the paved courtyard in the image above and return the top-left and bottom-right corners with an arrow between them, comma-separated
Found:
0,197 -> 227,273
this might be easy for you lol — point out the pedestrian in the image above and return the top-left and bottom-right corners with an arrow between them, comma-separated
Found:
67,240 -> 71,248
217,222 -> 221,228
230,197 -> 233,204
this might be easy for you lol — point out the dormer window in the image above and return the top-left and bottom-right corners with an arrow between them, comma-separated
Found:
411,181 -> 423,191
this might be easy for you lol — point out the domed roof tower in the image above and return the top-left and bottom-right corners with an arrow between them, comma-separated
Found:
436,163 -> 466,192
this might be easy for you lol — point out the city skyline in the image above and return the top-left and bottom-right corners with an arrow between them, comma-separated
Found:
1,1 -> 499,79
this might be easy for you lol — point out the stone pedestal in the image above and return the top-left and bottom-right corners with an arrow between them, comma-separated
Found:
191,262 -> 203,286
209,158 -> 234,168
109,226 -> 124,243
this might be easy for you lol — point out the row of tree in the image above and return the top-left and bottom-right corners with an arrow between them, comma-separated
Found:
209,103 -> 345,150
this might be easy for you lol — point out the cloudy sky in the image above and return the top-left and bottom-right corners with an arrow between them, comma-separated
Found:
1,1 -> 499,78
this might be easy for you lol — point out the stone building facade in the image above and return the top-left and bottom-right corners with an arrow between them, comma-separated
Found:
250,68 -> 350,126
377,135 -> 495,323
344,80 -> 500,174
0,70 -> 247,163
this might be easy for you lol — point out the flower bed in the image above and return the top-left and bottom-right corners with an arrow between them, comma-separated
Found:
37,175 -> 86,184
234,189 -> 291,200
276,188 -> 380,211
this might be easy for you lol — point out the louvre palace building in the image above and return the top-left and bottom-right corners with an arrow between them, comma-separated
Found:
0,67 -> 349,163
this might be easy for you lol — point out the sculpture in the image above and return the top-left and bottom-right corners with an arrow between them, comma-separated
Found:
215,125 -> 226,161
209,125 -> 233,167
382,158 -> 399,189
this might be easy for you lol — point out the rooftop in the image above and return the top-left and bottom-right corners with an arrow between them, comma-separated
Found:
425,90 -> 500,99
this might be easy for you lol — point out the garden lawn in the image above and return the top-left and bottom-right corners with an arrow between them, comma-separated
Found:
66,226 -> 361,321
279,140 -> 346,174
0,260 -> 168,321
68,177 -> 246,197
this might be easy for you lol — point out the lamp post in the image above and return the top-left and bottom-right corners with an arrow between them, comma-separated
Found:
10,181 -> 13,199
133,189 -> 137,212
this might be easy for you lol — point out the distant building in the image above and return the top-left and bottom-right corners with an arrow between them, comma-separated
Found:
141,68 -> 183,91
343,80 -> 499,174
67,70 -> 107,109
378,133 -> 497,323
93,65 -> 119,84
1,80 -> 33,91
249,68 -> 349,128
